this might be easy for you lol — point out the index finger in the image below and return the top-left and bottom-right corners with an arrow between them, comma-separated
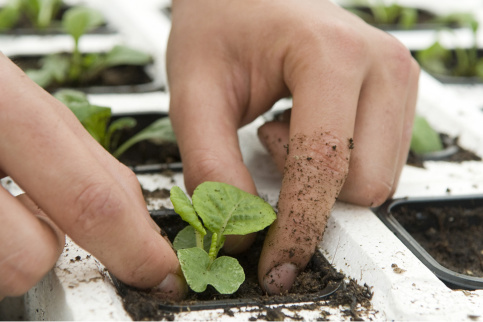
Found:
0,55 -> 182,294
258,33 -> 360,294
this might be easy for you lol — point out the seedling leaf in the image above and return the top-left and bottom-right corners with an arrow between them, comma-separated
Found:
173,226 -> 212,253
112,117 -> 177,158
104,45 -> 152,67
192,181 -> 277,236
54,90 -> 111,146
410,115 -> 444,155
178,247 -> 244,294
62,7 -> 104,43
170,186 -> 206,235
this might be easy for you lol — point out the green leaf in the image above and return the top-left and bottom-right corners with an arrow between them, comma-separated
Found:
62,6 -> 104,43
410,115 -> 444,155
170,186 -> 206,235
178,247 -> 245,294
54,89 -> 90,107
0,0 -> 21,31
105,117 -> 137,151
104,45 -> 152,67
416,41 -> 452,76
25,54 -> 69,88
54,90 -> 111,146
112,117 -> 177,158
399,7 -> 417,30
173,226 -> 212,253
475,58 -> 483,80
192,182 -> 277,236
36,0 -> 61,29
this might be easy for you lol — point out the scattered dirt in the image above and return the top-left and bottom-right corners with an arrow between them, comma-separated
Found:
391,202 -> 483,278
115,214 -> 374,321
142,188 -> 171,204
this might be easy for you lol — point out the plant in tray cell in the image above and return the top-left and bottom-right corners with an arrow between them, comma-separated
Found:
26,6 -> 152,89
410,115 -> 444,156
0,0 -> 62,31
55,89 -> 176,159
345,0 -> 418,29
416,15 -> 483,80
170,182 -> 277,294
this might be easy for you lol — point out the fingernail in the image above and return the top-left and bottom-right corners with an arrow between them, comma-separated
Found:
151,273 -> 188,301
263,262 -> 298,295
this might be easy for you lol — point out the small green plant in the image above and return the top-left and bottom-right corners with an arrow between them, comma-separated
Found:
416,14 -> 483,80
170,182 -> 277,294
26,6 -> 151,89
55,89 -> 176,158
410,115 -> 444,155
346,0 -> 418,29
0,0 -> 62,31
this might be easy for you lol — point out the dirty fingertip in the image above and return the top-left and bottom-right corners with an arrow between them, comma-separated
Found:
151,272 -> 188,301
262,262 -> 298,295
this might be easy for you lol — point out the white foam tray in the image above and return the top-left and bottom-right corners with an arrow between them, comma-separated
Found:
1,0 -> 483,320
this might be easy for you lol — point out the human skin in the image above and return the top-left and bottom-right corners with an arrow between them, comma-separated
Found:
0,53 -> 186,301
167,0 -> 419,294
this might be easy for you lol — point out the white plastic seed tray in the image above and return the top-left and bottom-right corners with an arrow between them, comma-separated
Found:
1,0 -> 483,320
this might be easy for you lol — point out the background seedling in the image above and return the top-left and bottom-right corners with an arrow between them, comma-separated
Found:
55,89 -> 176,158
345,0 -> 418,29
26,6 -> 152,88
416,13 -> 483,80
0,0 -> 62,31
170,182 -> 277,294
410,115 -> 444,155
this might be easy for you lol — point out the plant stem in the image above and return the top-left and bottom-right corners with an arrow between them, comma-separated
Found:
195,230 -> 204,250
208,233 -> 219,263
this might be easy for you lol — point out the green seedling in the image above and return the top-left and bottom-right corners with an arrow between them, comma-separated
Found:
55,89 -> 176,158
410,115 -> 444,155
170,182 -> 277,294
0,0 -> 62,31
346,0 -> 418,29
26,6 -> 151,89
416,14 -> 483,80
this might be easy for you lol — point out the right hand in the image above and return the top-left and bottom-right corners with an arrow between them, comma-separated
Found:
167,0 -> 419,295
0,53 -> 187,301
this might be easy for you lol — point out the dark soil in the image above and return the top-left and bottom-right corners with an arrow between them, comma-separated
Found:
407,134 -> 481,168
111,113 -> 181,169
10,55 -> 154,93
114,213 -> 374,321
391,202 -> 483,277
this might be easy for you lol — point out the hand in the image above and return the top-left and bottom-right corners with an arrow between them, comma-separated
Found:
0,54 -> 187,301
167,0 -> 419,294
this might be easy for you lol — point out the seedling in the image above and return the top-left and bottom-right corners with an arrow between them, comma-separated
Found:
26,6 -> 151,89
170,182 -> 277,294
0,0 -> 62,31
54,89 -> 176,158
345,0 -> 418,29
416,14 -> 483,80
410,115 -> 444,155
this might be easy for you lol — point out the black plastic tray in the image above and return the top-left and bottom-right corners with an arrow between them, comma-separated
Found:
111,112 -> 182,173
110,209 -> 341,312
375,195 -> 483,290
